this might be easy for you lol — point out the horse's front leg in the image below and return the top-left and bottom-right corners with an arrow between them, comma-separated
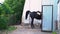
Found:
31,18 -> 34,28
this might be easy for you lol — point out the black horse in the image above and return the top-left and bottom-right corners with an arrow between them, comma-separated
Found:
25,10 -> 42,28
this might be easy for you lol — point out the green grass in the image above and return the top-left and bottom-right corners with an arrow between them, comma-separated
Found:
0,26 -> 16,34
52,31 -> 57,34
5,26 -> 17,34
7,26 -> 17,31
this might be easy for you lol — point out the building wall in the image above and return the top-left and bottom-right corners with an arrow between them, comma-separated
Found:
42,0 -> 58,31
22,0 -> 53,24
58,2 -> 60,29
42,0 -> 54,5
22,0 -> 58,31
22,0 -> 42,24
53,0 -> 58,31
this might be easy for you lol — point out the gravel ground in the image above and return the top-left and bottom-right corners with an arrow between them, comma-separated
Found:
0,25 -> 52,34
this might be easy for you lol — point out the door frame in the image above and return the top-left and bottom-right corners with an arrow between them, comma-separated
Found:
41,5 -> 53,32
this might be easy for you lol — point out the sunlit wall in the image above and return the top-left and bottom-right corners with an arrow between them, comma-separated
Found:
22,0 -> 42,24
22,0 -> 58,31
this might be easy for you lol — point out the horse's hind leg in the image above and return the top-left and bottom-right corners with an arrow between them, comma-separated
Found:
31,18 -> 34,28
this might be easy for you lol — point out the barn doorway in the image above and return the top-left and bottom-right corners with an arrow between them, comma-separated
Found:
42,5 -> 53,31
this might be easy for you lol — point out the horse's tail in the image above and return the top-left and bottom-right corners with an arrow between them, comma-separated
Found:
25,10 -> 30,19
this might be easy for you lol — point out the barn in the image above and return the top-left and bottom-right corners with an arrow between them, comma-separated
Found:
22,0 -> 58,32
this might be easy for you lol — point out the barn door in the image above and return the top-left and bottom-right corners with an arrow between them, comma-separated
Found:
42,5 -> 53,31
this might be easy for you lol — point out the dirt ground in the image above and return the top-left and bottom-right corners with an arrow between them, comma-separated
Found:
0,24 -> 52,34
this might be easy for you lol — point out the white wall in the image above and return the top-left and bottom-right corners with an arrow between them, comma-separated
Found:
22,0 -> 58,31
42,0 -> 54,5
22,0 -> 42,24
58,2 -> 60,29
22,0 -> 54,24
29,0 -> 42,11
